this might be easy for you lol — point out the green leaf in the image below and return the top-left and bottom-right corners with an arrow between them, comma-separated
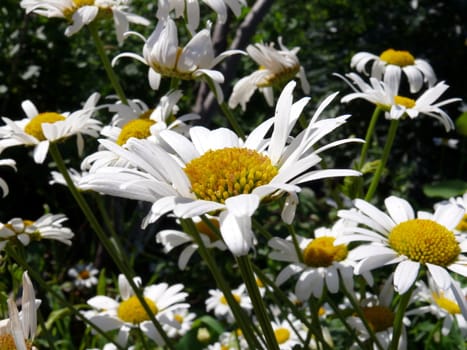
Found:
423,180 -> 467,198
97,268 -> 107,295
455,111 -> 467,136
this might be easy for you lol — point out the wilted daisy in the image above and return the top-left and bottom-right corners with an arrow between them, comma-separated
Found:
0,158 -> 16,198
113,18 -> 244,97
68,262 -> 99,289
86,274 -> 189,346
79,81 -> 360,256
336,72 -> 461,131
337,196 -> 467,301
205,285 -> 252,324
20,0 -> 149,44
351,49 -> 436,93
0,93 -> 102,163
0,214 -> 74,251
0,272 -> 40,350
229,37 -> 310,110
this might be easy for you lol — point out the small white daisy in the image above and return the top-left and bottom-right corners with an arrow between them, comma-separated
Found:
337,196 -> 467,310
433,137 -> 459,149
205,285 -> 252,324
68,263 -> 99,289
163,308 -> 196,338
0,93 -> 102,164
0,158 -> 16,198
351,49 -> 437,93
270,318 -> 305,350
20,0 -> 150,44
229,37 -> 310,110
336,72 -> 461,131
435,193 -> 467,233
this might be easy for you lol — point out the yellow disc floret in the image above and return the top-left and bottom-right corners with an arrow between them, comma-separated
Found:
388,219 -> 460,266
432,291 -> 461,314
24,112 -> 66,141
116,119 -> 155,146
0,334 -> 34,350
394,95 -> 416,109
184,147 -> 278,203
257,63 -> 300,88
303,236 -> 348,267
117,295 -> 158,324
361,306 -> 395,332
220,293 -> 241,305
195,218 -> 220,242
380,49 -> 415,67
274,328 -> 291,344
456,214 -> 467,232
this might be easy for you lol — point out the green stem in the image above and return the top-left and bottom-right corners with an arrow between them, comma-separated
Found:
180,218 -> 264,349
48,143 -> 175,350
287,224 -> 304,263
358,106 -> 382,170
364,119 -> 400,201
389,288 -> 413,350
88,23 -> 128,104
237,255 -> 279,350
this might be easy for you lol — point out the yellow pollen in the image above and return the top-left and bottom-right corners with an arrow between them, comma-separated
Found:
116,119 -> 155,146
303,236 -> 348,267
0,334 -> 33,350
195,218 -> 220,242
117,295 -> 158,324
78,270 -> 91,279
388,219 -> 460,266
174,314 -> 184,324
379,49 -> 415,67
432,291 -> 461,314
221,346 -> 229,350
5,220 -> 34,234
220,293 -> 241,305
257,64 -> 300,88
24,112 -> 66,141
255,277 -> 264,288
274,328 -> 291,344
73,0 -> 95,6
361,306 -> 395,332
184,147 -> 278,203
138,108 -> 154,120
394,95 -> 416,109
456,214 -> 467,232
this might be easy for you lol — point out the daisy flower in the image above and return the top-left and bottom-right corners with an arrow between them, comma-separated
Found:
435,193 -> 467,232
0,272 -> 40,350
79,81 -> 360,256
336,196 -> 467,307
163,308 -> 196,338
205,285 -> 252,324
86,274 -> 189,346
351,49 -> 437,93
229,37 -> 310,110
20,0 -> 150,44
113,18 -> 244,98
0,214 -> 74,251
205,329 -> 248,349
0,158 -> 16,198
336,72 -> 461,131
270,318 -> 305,349
68,262 -> 99,289
408,278 -> 467,337
0,93 -> 102,164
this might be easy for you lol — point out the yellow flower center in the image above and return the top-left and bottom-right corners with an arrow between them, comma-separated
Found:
184,147 -> 278,203
5,220 -> 34,234
388,219 -> 460,266
150,47 -> 196,80
379,49 -> 415,67
117,295 -> 158,324
394,95 -> 416,109
432,291 -> 461,314
138,108 -> 154,120
116,119 -> 155,146
456,214 -> 467,232
255,277 -> 264,288
195,218 -> 220,242
257,63 -> 300,88
0,335 -> 33,350
361,306 -> 395,332
303,236 -> 348,267
274,328 -> 291,344
174,313 -> 184,324
220,293 -> 241,305
63,0 -> 95,17
24,112 -> 66,141
78,270 -> 91,279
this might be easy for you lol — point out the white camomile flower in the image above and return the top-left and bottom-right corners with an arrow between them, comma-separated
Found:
0,158 -> 16,198
162,308 -> 196,338
205,285 -> 252,324
336,195 -> 467,316
113,18 -> 244,99
86,274 -> 189,346
336,72 -> 461,131
0,93 -> 102,164
79,81 -> 361,256
68,263 -> 99,289
351,49 -> 437,93
0,214 -> 74,251
270,318 -> 305,350
20,0 -> 150,44
229,37 -> 310,110
435,192 -> 467,233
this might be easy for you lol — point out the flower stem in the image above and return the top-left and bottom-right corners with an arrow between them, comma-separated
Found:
389,288 -> 413,350
88,22 -> 128,105
358,106 -> 382,170
287,224 -> 304,263
364,119 -> 399,201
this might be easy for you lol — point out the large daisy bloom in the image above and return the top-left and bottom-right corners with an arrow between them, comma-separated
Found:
79,81 -> 360,256
0,272 -> 40,350
20,0 -> 150,44
336,196 -> 467,306
113,18 -> 244,99
86,274 -> 189,346
205,284 -> 252,324
0,214 -> 74,251
0,93 -> 102,164
351,49 -> 437,93
229,37 -> 310,110
336,72 -> 461,131
0,158 -> 16,198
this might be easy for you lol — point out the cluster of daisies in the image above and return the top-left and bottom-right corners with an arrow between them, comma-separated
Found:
0,0 -> 465,348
